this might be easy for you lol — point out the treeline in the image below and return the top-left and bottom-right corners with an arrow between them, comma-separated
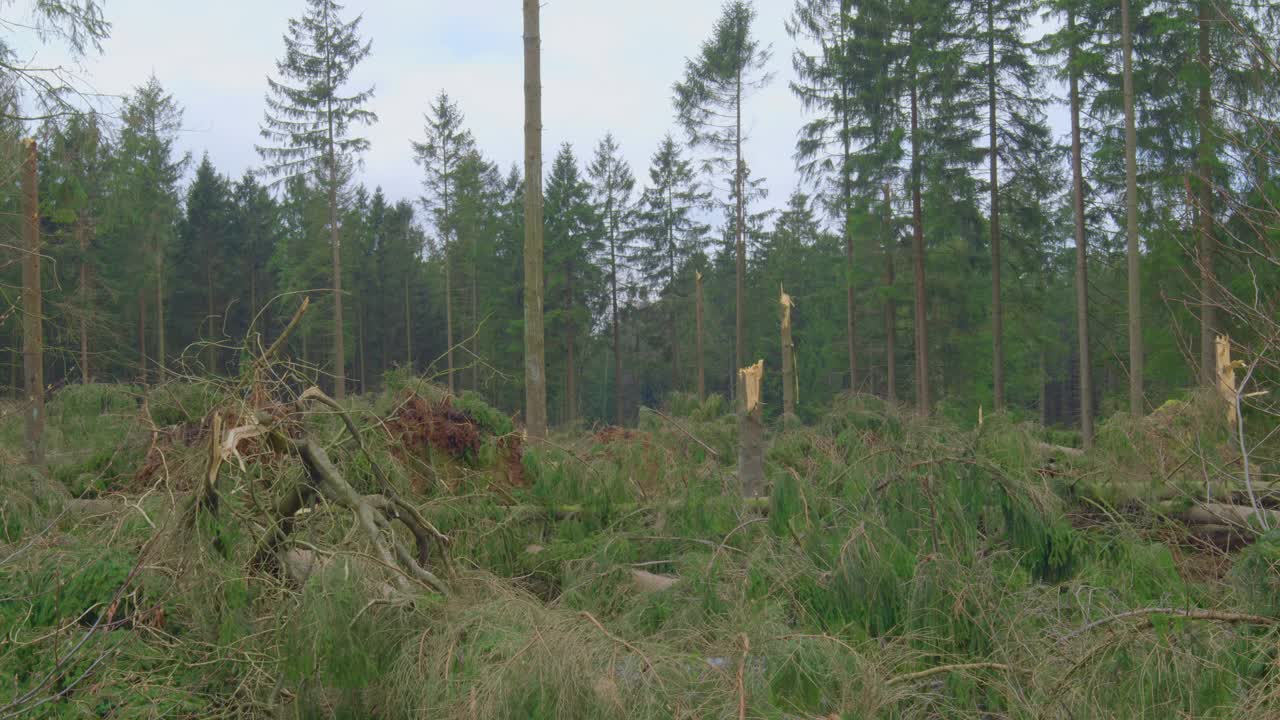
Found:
3,0 -> 1279,435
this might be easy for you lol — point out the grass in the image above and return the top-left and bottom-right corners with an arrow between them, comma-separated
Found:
2,379 -> 1278,718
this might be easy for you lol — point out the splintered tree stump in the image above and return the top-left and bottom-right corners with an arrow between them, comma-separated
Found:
780,286 -> 797,419
737,360 -> 765,498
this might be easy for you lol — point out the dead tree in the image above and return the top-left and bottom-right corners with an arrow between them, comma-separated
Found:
737,360 -> 764,497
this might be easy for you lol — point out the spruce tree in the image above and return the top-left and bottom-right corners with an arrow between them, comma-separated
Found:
787,0 -> 859,389
674,0 -> 772,380
587,133 -> 636,424
257,0 -> 376,399
117,77 -> 188,381
412,91 -> 476,394
633,134 -> 710,393
230,173 -> 281,341
543,143 -> 602,425
174,155 -> 234,372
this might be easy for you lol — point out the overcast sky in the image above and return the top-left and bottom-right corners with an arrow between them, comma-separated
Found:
14,1 -> 811,218
14,1 -> 1070,233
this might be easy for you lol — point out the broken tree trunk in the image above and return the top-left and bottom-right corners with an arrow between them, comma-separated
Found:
22,138 -> 44,466
780,286 -> 797,419
737,360 -> 765,498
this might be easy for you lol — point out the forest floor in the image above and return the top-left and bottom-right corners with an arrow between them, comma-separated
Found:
2,368 -> 1280,719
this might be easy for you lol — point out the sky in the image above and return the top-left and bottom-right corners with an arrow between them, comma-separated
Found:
13,0 -> 810,222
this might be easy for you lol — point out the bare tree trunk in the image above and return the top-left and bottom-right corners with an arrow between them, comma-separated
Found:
611,238 -> 623,424
566,269 -> 576,425
471,241 -> 479,391
1039,346 -> 1048,427
154,219 -> 165,380
358,299 -> 367,393
1069,11 -> 1095,449
780,288 -> 796,418
734,66 -> 746,397
1121,0 -> 1143,415
523,0 -> 547,438
909,54 -> 930,415
1196,0 -> 1217,385
22,138 -> 44,466
737,361 -> 764,498
883,185 -> 896,404
77,213 -> 90,383
405,275 -> 412,367
328,127 -> 346,399
138,290 -> 147,384
696,271 -> 705,402
206,251 -> 216,373
987,0 -> 1004,410
445,255 -> 455,393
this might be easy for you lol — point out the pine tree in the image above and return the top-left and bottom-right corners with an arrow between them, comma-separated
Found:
587,133 -> 636,424
674,0 -> 772,380
230,172 -> 281,342
633,135 -> 711,394
257,0 -> 376,399
412,91 -> 476,394
543,144 -> 602,425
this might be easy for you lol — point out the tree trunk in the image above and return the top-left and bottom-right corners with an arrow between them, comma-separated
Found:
471,239 -> 479,391
1121,0 -> 1143,415
1196,0 -> 1217,385
523,0 -> 547,438
566,267 -> 576,426
987,0 -> 1004,410
1039,346 -> 1048,427
841,28 -> 856,392
883,185 -> 896,404
154,220 -> 165,380
358,299 -> 367,393
780,288 -> 796,418
611,226 -> 623,424
405,274 -> 413,367
138,290 -> 147,384
737,360 -> 764,498
22,138 -> 44,466
909,55 -> 930,415
696,271 -> 705,401
206,249 -> 216,373
734,66 -> 746,397
328,126 -> 346,400
445,254 -> 455,394
77,213 -> 90,384
1068,11 -> 1095,449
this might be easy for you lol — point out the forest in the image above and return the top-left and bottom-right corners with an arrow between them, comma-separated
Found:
3,0 -> 1280,717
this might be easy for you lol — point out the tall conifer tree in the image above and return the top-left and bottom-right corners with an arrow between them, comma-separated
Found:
258,0 -> 376,399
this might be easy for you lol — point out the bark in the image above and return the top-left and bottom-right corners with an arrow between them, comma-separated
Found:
566,266 -> 577,425
445,252 -> 454,393
780,288 -> 797,418
22,139 -> 44,466
883,185 -> 896,404
523,0 -> 547,438
405,275 -> 413,367
696,271 -> 706,401
737,361 -> 764,498
76,213 -> 90,384
909,50 -> 930,415
841,7 -> 856,391
610,221 -> 623,424
327,96 -> 345,399
1122,0 -> 1143,415
154,218 -> 165,379
1197,0 -> 1217,385
138,290 -> 147,384
734,66 -> 746,394
1068,11 -> 1095,449
358,299 -> 367,393
987,0 -> 1004,410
